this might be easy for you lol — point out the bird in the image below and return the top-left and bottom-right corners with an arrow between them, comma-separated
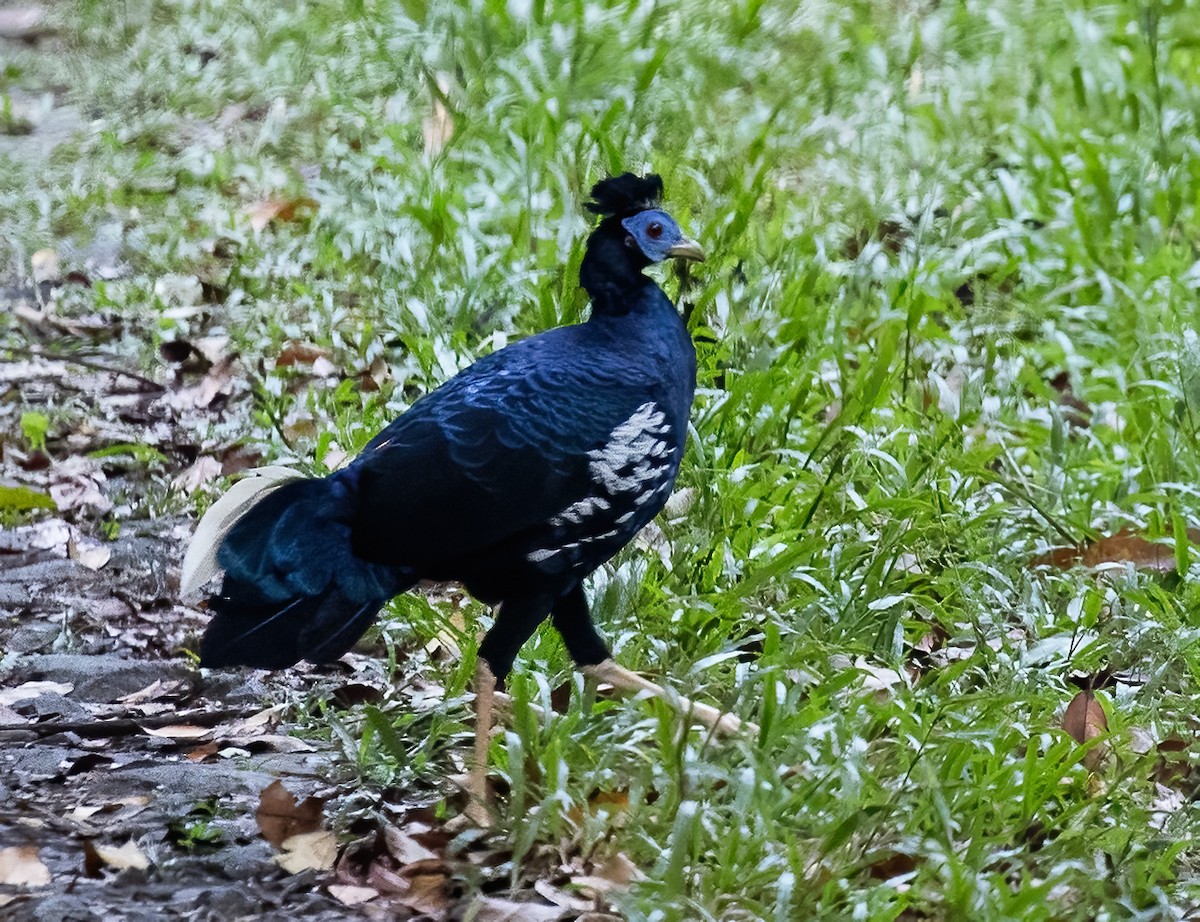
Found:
181,172 -> 750,823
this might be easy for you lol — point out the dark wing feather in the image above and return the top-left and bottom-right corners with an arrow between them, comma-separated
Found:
348,327 -> 653,571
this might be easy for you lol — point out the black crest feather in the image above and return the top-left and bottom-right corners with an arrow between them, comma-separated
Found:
585,173 -> 663,218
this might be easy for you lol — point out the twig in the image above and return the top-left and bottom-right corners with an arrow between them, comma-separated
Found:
7,343 -> 166,392
0,705 -> 262,739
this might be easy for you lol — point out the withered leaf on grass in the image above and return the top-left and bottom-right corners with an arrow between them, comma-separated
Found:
256,779 -> 326,847
276,341 -> 330,368
423,72 -> 455,156
567,789 -> 630,828
0,846 -> 51,887
1032,528 -> 1200,572
569,851 -> 645,900
1062,690 -> 1108,770
249,197 -> 318,232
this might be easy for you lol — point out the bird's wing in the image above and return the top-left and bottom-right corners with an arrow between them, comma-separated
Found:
347,334 -> 662,569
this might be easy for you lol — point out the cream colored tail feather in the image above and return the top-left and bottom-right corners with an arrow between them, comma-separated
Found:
180,466 -> 306,597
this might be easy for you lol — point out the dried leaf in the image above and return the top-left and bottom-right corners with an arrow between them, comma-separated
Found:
572,851 -> 645,899
88,839 -> 150,871
173,456 -> 223,495
48,458 -> 111,513
382,825 -> 439,866
467,896 -> 565,922
249,197 -> 318,232
1062,690 -> 1108,770
567,789 -> 630,827
358,355 -> 390,392
276,830 -> 337,873
140,724 -> 211,740
1032,528 -> 1200,571
186,742 -> 220,763
276,341 -> 330,367
256,779 -> 325,847
68,536 -> 111,570
328,884 -> 378,906
590,851 -> 642,889
117,680 -> 185,705
0,846 -> 51,887
422,73 -> 454,155
0,680 -> 73,706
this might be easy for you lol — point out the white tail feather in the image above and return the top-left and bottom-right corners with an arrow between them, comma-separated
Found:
180,465 -> 306,597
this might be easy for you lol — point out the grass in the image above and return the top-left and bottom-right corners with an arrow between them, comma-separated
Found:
5,0 -> 1200,917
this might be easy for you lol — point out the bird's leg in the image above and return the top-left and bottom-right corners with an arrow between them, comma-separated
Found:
582,658 -> 755,737
464,657 -> 497,827
551,586 -> 755,738
465,594 -> 554,826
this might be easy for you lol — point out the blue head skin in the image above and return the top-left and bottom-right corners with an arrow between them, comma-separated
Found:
620,209 -> 705,264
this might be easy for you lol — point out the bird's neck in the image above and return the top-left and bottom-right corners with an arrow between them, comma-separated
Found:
579,229 -> 656,316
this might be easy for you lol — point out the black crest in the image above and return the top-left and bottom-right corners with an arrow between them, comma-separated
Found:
585,173 -> 663,218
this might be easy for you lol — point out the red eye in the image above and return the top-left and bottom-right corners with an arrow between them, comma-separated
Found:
647,222 -> 663,239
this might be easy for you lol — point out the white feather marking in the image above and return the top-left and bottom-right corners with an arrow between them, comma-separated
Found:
179,465 -> 305,597
527,547 -> 560,562
549,494 -> 611,527
588,402 -> 672,494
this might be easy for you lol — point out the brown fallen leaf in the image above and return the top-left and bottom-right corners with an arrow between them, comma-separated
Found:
256,779 -> 326,847
250,197 -> 318,232
382,824 -> 439,866
1032,528 -> 1200,571
276,830 -> 338,874
358,354 -> 390,392
1048,371 -> 1091,428
170,355 -> 236,410
572,857 -> 644,899
276,341 -> 330,367
186,741 -> 220,763
567,789 -> 630,828
0,846 -> 51,887
867,850 -> 921,880
368,865 -> 451,916
1062,690 -> 1108,770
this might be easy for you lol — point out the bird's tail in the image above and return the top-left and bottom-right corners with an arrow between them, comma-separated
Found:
181,467 -> 407,669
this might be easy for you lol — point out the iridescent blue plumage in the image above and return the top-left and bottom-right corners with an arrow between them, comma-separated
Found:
200,173 -> 702,684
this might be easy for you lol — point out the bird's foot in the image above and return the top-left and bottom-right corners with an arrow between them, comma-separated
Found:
582,658 -> 758,738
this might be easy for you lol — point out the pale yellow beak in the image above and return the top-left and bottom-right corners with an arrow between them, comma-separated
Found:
667,235 -> 705,262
